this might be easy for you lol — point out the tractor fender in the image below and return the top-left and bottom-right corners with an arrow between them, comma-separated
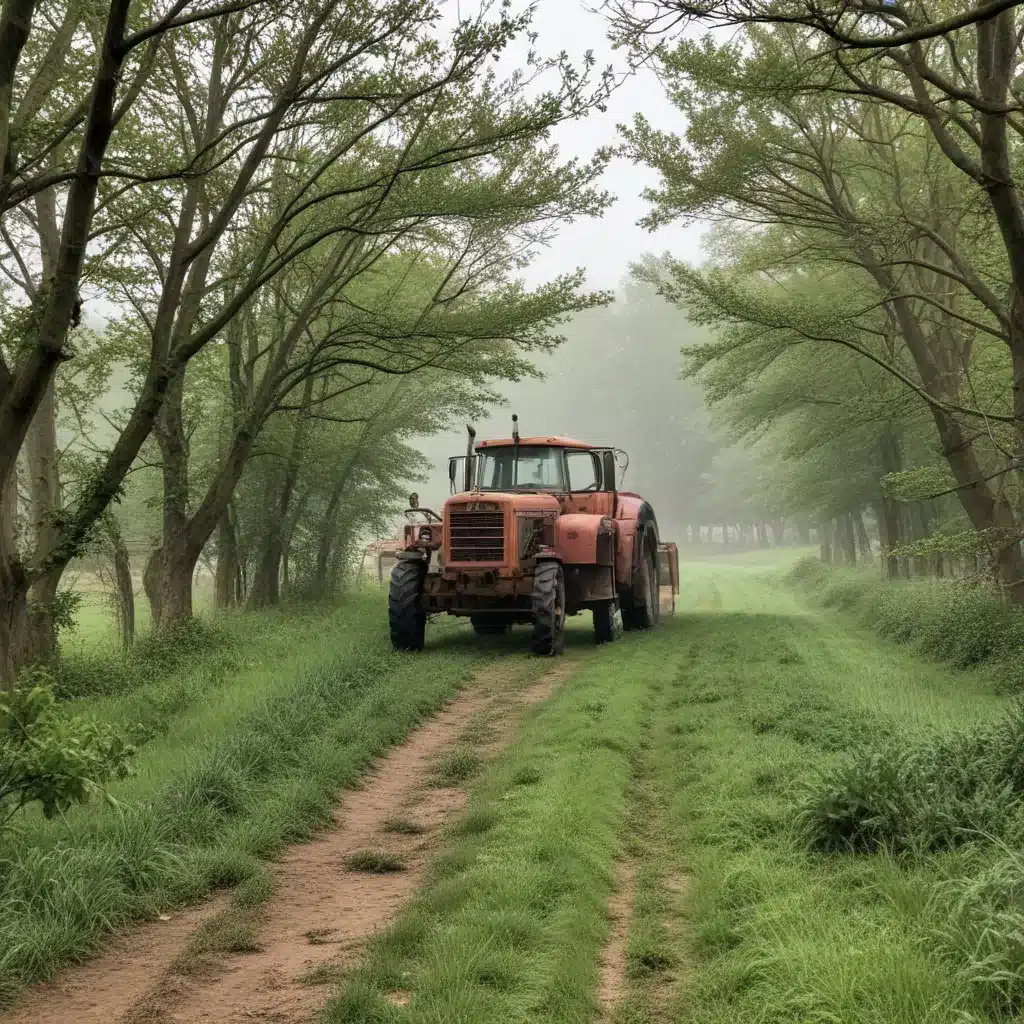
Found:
554,514 -> 615,565
615,502 -> 660,592
395,549 -> 426,562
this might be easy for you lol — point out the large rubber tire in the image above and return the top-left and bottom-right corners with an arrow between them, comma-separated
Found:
471,616 -> 512,636
621,542 -> 659,632
531,561 -> 566,656
389,559 -> 426,651
593,600 -> 618,644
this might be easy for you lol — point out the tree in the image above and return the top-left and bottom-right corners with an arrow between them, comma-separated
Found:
0,0 -> 614,680
616,15 -> 1024,595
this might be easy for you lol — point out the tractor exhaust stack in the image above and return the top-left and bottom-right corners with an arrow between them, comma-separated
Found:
464,424 -> 476,491
512,414 -> 520,487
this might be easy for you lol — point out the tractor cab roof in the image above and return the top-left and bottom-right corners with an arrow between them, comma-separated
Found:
475,436 -> 594,450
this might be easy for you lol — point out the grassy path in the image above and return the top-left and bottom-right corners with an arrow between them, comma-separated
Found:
0,593 -> 552,1003
4,563 -> 1013,1021
319,561 -> 1010,1024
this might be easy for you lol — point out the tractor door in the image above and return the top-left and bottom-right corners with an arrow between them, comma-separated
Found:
562,449 -> 614,516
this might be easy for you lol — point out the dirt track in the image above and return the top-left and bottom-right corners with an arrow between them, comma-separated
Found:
2,656 -> 578,1024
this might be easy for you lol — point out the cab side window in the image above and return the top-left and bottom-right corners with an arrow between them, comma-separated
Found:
566,450 -> 600,491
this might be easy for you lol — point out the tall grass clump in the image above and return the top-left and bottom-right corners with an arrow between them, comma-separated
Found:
53,615 -> 233,700
796,702 -> 1024,854
785,557 -> 1024,687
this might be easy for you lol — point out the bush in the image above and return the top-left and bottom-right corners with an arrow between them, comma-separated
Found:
786,559 -> 1024,686
0,670 -> 135,831
796,702 -> 1024,854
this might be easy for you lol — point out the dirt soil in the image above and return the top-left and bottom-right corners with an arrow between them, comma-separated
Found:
2,657 -> 578,1024
598,860 -> 638,1016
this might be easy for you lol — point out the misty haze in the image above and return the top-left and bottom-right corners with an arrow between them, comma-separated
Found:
1,2 -> 1023,1023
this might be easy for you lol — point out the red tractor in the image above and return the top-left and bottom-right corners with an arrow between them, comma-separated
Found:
389,418 -> 679,654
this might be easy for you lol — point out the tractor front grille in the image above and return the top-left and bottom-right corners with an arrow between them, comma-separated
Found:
448,510 -> 505,563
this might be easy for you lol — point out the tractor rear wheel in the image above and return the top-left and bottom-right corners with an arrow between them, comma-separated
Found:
531,561 -> 566,656
389,559 -> 426,651
471,616 -> 511,636
622,543 -> 659,631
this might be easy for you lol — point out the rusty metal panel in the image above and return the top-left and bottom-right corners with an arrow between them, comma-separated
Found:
657,542 -> 680,594
616,519 -> 637,585
554,513 -> 609,563
565,564 -> 615,606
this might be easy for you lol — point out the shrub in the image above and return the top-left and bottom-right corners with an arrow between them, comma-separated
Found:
796,703 -> 1024,854
0,670 -> 135,833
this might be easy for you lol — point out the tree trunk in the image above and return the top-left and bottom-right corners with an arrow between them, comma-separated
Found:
143,537 -> 195,628
145,374 -> 195,629
797,516 -> 811,546
818,518 -> 832,563
854,509 -> 872,564
0,468 -> 28,688
24,381 -> 62,662
840,514 -> 857,566
214,506 -> 239,609
104,516 -> 135,649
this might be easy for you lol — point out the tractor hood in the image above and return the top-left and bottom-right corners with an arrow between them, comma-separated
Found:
444,491 -> 562,514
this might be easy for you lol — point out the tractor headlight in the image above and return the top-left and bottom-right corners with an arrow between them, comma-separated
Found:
418,526 -> 433,543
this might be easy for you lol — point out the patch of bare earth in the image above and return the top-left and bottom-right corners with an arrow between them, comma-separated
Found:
2,655 -> 576,1024
598,860 -> 638,1018
0,899 -> 227,1024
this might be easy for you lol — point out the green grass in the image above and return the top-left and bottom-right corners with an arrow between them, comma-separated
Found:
428,746 -> 483,787
0,588 -> 554,1005
382,817 -> 428,835
320,623 -> 678,1024
787,555 -> 1024,691
345,850 -> 408,873
607,563 -> 1013,1024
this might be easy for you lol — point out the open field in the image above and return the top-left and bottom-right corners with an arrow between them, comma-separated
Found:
3,558 -> 1023,1023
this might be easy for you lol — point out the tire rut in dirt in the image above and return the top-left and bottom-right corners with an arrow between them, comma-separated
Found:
4,658 -> 580,1024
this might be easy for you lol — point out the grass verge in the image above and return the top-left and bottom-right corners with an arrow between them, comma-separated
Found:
786,555 -> 1024,691
609,564 -> 1015,1024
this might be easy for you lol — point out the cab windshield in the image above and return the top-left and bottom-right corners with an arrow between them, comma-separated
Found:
477,446 -> 566,490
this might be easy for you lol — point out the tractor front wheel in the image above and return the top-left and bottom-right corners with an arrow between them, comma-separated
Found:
471,616 -> 511,636
531,561 -> 566,656
389,558 -> 426,651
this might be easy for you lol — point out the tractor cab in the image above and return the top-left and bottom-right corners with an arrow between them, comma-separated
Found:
448,434 -> 622,498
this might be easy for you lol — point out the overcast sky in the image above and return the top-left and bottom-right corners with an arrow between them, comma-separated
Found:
489,0 -> 706,289
402,0 -> 708,513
